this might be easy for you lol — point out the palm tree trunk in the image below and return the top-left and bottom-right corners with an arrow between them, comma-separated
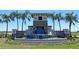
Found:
17,19 -> 19,31
5,22 -> 8,37
53,19 -> 55,31
58,20 -> 61,31
22,20 -> 24,31
53,19 -> 56,36
69,22 -> 72,37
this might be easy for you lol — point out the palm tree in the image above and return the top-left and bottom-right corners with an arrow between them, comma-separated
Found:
10,11 -> 21,31
56,13 -> 63,31
0,19 -> 2,22
65,12 -> 78,37
20,11 -> 30,31
1,14 -> 11,37
49,12 -> 56,31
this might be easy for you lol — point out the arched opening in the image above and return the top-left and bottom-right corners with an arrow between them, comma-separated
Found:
34,26 -> 46,34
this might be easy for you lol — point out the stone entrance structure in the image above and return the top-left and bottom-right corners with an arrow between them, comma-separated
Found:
25,13 -> 53,39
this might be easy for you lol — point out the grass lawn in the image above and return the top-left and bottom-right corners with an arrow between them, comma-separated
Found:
72,32 -> 79,36
31,44 -> 79,49
1,41 -> 79,49
0,38 -> 79,49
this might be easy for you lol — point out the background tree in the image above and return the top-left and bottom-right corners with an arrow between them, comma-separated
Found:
65,12 -> 78,37
20,11 -> 30,31
1,14 -> 11,37
49,12 -> 56,31
56,13 -> 63,31
10,11 -> 21,31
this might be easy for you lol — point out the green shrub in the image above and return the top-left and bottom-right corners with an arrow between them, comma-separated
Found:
0,33 -> 5,38
6,34 -> 14,41
67,36 -> 75,41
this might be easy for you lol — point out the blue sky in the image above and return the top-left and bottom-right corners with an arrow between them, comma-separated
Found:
0,10 -> 79,32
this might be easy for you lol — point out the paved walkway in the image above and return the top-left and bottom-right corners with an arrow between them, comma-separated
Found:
14,38 -> 67,45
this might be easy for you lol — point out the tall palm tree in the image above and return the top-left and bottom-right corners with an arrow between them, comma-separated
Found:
56,13 -> 63,31
49,12 -> 56,31
0,19 -> 2,22
1,14 -> 11,37
65,12 -> 78,36
10,11 -> 21,31
20,11 -> 30,31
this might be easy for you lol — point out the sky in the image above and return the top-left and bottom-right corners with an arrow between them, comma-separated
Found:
0,10 -> 79,32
